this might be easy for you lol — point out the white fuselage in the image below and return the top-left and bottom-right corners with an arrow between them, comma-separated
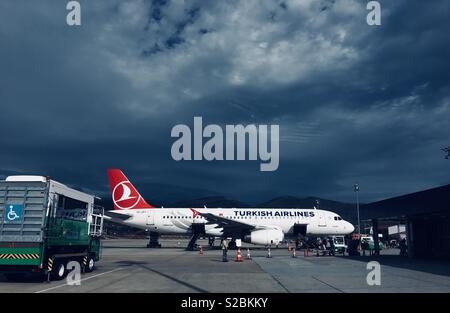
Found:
108,208 -> 354,237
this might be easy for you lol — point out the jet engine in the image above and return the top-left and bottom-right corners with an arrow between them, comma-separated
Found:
243,228 -> 284,246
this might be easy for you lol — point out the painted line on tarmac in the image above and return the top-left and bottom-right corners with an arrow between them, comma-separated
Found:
311,276 -> 345,293
35,267 -> 126,293
251,258 -> 290,293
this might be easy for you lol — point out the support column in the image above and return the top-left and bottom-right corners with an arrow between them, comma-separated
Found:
372,219 -> 380,256
406,219 -> 414,258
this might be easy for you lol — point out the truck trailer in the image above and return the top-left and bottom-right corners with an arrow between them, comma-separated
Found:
0,175 -> 104,281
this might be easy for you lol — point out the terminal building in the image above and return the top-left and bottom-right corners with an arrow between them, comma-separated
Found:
361,183 -> 450,259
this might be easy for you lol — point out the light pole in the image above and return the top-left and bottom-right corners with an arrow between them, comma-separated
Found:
354,183 -> 360,235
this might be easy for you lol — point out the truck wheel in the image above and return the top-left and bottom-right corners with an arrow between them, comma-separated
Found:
85,256 -> 95,273
52,262 -> 66,280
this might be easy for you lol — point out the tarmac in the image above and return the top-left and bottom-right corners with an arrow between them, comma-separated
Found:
0,239 -> 449,293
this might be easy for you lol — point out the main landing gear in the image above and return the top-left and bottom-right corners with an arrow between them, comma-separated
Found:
186,224 -> 206,251
147,231 -> 162,248
228,239 -> 237,250
186,233 -> 200,251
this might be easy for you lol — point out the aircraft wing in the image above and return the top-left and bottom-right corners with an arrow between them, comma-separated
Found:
199,212 -> 259,237
104,210 -> 132,221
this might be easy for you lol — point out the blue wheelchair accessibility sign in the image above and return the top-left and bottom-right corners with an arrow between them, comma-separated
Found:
4,204 -> 23,223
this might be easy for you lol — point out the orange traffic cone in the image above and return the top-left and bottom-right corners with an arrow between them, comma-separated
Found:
199,245 -> 203,255
235,248 -> 243,262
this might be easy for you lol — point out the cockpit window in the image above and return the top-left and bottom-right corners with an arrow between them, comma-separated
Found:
334,216 -> 343,221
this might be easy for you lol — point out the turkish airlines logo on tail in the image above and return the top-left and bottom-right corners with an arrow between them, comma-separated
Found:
113,181 -> 141,210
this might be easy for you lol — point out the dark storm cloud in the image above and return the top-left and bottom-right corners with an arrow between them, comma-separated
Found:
0,0 -> 449,205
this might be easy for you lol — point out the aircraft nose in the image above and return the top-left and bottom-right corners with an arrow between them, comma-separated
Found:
347,222 -> 355,233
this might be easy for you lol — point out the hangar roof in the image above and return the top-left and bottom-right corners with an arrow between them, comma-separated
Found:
361,184 -> 450,221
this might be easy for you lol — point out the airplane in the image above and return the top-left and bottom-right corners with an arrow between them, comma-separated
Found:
104,169 -> 355,250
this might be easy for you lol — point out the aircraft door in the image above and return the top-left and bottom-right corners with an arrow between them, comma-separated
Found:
146,211 -> 155,226
293,224 -> 307,236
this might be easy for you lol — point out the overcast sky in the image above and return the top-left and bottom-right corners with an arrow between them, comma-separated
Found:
0,0 -> 449,204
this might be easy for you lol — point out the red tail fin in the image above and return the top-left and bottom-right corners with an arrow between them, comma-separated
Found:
107,169 -> 154,210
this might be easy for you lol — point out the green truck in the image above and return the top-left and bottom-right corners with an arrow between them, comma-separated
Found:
0,175 -> 104,281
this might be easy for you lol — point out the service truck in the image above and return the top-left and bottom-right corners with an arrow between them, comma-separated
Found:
328,235 -> 347,255
0,175 -> 104,281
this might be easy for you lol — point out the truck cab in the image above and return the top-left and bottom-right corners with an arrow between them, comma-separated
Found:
329,235 -> 347,255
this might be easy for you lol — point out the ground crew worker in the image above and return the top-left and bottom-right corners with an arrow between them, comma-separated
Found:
222,239 -> 228,262
328,238 -> 335,256
326,238 -> 331,255
399,238 -> 407,257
